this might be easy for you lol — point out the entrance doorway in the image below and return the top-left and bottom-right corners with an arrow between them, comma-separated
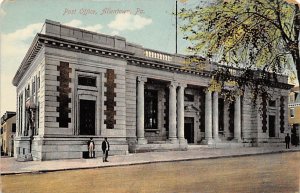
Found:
79,99 -> 96,135
269,115 -> 275,137
184,117 -> 194,144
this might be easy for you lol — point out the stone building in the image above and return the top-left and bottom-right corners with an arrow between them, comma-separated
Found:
13,20 -> 292,160
1,111 -> 16,156
288,86 -> 300,145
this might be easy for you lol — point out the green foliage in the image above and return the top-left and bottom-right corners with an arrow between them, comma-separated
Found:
179,0 -> 300,107
179,0 -> 300,86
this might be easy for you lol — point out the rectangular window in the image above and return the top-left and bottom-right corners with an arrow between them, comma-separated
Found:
25,85 -> 30,99
32,80 -> 35,95
78,76 -> 96,87
37,102 -> 39,129
37,72 -> 40,90
290,108 -> 295,118
269,100 -> 276,107
145,90 -> 158,129
184,94 -> 194,102
18,93 -> 23,135
12,124 -> 16,133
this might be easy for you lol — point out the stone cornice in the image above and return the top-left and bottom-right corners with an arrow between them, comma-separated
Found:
12,33 -> 293,91
128,57 -> 212,78
12,35 -> 43,86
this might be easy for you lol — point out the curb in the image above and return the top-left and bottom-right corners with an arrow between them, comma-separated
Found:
1,149 -> 300,176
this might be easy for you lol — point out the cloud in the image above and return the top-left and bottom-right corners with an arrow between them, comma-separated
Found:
84,24 -> 103,33
2,22 -> 43,70
0,20 -> 104,114
63,19 -> 103,33
64,19 -> 82,28
0,7 -> 6,17
1,22 -> 44,114
111,30 -> 119,36
108,13 -> 152,31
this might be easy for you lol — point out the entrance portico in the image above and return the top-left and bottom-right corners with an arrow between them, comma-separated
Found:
134,77 -> 243,149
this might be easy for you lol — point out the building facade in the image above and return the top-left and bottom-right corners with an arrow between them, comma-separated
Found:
1,111 -> 16,156
13,20 -> 292,161
288,86 -> 300,145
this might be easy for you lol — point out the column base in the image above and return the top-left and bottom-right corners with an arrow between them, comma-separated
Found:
168,138 -> 179,144
137,138 -> 148,145
178,138 -> 187,149
178,138 -> 187,144
232,138 -> 243,143
201,138 -> 214,145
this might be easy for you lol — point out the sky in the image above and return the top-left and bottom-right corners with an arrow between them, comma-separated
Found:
0,0 -> 299,116
0,0 -> 198,115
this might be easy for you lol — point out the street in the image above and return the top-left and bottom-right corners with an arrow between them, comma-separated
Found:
2,152 -> 300,193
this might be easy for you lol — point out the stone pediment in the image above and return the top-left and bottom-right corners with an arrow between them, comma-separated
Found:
184,104 -> 199,112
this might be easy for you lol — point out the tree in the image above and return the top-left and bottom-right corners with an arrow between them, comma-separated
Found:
179,0 -> 300,101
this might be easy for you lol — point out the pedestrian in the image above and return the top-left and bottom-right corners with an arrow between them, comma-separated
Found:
285,133 -> 290,149
87,137 -> 95,158
102,137 -> 110,162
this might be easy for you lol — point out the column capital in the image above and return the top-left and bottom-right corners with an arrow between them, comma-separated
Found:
204,87 -> 212,93
137,76 -> 147,83
178,83 -> 187,88
168,81 -> 178,89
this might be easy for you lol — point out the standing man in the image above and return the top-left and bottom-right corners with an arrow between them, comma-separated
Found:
87,137 -> 95,158
102,137 -> 110,162
285,133 -> 291,149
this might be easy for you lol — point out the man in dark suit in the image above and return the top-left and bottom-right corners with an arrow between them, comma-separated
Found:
102,137 -> 110,162
285,133 -> 291,149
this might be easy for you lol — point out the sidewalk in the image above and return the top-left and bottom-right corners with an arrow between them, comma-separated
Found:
1,146 -> 300,175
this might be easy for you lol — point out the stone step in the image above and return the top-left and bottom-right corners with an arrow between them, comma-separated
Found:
148,141 -> 167,144
187,144 -> 209,150
130,143 -> 187,153
211,142 -> 251,148
16,154 -> 33,162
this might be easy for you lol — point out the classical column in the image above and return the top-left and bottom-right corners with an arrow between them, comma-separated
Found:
137,76 -> 147,144
177,84 -> 186,143
169,81 -> 178,143
234,95 -> 242,141
213,91 -> 220,141
204,89 -> 213,144
223,99 -> 230,138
